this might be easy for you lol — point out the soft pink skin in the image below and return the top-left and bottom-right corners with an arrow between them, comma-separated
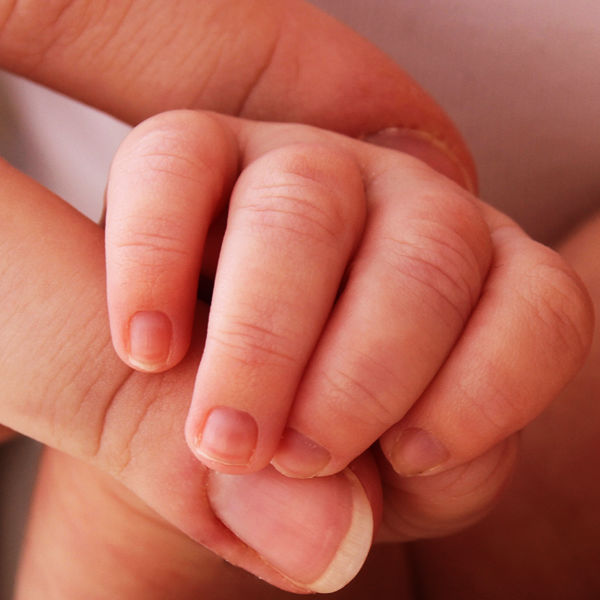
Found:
0,0 -> 595,596
1,115 -> 592,595
106,112 -> 591,488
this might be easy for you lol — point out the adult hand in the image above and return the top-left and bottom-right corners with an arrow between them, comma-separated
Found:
0,156 -> 377,593
0,0 -> 473,184
15,215 -> 600,600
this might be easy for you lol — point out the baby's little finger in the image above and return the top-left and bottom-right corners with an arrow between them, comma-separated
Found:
380,205 -> 594,477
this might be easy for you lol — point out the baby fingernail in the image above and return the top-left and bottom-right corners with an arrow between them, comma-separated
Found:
128,311 -> 172,371
363,128 -> 476,192
208,466 -> 373,593
272,428 -> 331,478
195,407 -> 257,467
391,428 -> 450,476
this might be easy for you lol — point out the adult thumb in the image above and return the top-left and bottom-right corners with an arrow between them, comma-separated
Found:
0,0 -> 474,186
0,158 -> 380,593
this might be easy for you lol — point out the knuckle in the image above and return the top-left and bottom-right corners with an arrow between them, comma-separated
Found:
237,143 -> 364,248
118,112 -> 228,192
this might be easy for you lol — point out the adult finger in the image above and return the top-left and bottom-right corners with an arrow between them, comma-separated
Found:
0,0 -> 474,187
379,205 -> 593,476
186,141 -> 366,472
0,158 -> 377,593
105,111 -> 238,372
18,449 -> 318,599
17,449 -> 233,600
20,450 -> 403,599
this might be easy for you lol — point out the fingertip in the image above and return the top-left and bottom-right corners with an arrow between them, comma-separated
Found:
207,466 -> 374,593
386,427 -> 450,477
190,406 -> 258,470
271,428 -> 331,479
363,127 -> 477,193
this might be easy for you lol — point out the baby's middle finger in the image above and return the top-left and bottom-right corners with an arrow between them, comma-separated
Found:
272,153 -> 492,477
186,142 -> 366,473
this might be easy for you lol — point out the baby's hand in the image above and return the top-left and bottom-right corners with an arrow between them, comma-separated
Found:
105,111 -> 592,480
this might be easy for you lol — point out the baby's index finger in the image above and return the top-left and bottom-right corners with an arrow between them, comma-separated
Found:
185,140 -> 367,473
105,111 -> 238,372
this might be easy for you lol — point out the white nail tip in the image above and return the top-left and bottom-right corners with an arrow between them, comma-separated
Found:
303,468 -> 373,593
127,356 -> 163,372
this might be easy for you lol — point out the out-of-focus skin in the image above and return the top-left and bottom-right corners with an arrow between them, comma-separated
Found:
0,425 -> 15,443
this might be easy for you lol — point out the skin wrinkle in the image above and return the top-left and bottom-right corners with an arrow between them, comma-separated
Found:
124,153 -> 218,187
324,368 -> 395,429
58,320 -> 127,456
114,234 -> 193,263
521,263 -> 593,359
90,367 -> 135,473
412,224 -> 488,298
185,1 -> 283,119
120,123 -> 220,168
233,10 -> 281,118
207,323 -> 299,369
239,198 -> 342,248
238,144 -> 362,242
379,239 -> 473,327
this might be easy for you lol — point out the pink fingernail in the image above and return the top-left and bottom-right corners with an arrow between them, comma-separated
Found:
362,128 -> 476,192
272,428 -> 331,478
196,407 -> 257,467
128,311 -> 172,371
391,427 -> 450,476
208,466 -> 373,593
